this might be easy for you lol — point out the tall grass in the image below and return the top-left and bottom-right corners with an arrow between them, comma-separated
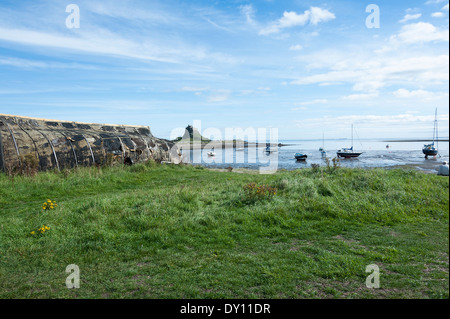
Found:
0,163 -> 448,298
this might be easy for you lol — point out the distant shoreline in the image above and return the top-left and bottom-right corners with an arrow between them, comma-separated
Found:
382,139 -> 449,143
176,140 -> 293,150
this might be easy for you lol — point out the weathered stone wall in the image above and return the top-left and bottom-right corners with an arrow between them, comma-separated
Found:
0,114 -> 181,172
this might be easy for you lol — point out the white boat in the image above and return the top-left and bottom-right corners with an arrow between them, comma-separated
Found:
207,147 -> 216,157
422,108 -> 439,159
337,124 -> 363,158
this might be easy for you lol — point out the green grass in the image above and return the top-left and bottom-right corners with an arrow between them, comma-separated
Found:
0,162 -> 448,299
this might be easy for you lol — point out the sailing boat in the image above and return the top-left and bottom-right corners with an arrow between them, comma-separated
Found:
422,108 -> 439,159
319,132 -> 327,158
207,146 -> 216,157
337,124 -> 363,158
294,153 -> 308,161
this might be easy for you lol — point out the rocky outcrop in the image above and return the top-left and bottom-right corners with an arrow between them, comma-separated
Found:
182,125 -> 211,142
0,114 -> 181,172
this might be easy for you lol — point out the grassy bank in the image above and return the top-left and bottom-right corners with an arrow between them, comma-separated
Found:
0,162 -> 448,299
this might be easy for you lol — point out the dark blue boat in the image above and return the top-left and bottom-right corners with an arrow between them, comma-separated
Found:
295,153 -> 307,161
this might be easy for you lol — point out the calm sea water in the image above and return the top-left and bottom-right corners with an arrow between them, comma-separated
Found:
181,139 -> 450,172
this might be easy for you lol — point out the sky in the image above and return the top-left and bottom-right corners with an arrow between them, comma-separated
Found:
0,0 -> 448,140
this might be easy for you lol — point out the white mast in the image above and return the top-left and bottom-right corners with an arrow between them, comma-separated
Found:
435,108 -> 438,150
351,124 -> 354,150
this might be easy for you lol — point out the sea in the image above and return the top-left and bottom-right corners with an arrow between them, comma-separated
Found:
180,138 -> 450,173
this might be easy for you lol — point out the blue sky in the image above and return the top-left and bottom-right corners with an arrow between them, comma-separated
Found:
0,0 -> 448,140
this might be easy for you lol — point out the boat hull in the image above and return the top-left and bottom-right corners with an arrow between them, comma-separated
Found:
337,152 -> 362,158
422,149 -> 438,156
295,154 -> 307,161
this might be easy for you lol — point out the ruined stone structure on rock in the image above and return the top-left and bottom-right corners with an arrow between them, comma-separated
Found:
0,114 -> 181,173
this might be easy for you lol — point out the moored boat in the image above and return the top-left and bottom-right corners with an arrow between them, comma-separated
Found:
207,147 -> 216,157
295,153 -> 307,161
337,147 -> 362,158
423,108 -> 439,159
337,124 -> 363,159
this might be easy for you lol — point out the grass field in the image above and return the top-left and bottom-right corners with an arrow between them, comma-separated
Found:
0,161 -> 448,299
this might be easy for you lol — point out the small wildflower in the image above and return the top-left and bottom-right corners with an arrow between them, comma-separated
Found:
42,199 -> 57,211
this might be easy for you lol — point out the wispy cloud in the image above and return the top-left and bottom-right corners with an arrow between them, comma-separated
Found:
240,4 -> 257,26
294,113 -> 450,131
399,13 -> 422,23
0,27 -> 177,63
289,44 -> 303,51
297,99 -> 328,105
425,0 -> 445,4
291,51 -> 449,99
0,56 -> 97,70
342,92 -> 379,100
207,89 -> 232,103
393,88 -> 448,100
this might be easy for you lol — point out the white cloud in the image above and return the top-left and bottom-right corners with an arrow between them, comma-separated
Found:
296,99 -> 328,105
240,4 -> 256,26
207,89 -> 232,103
342,93 -> 379,100
393,88 -> 428,98
289,44 -> 303,51
294,113 -> 450,131
291,52 -> 449,96
239,87 -> 271,96
0,27 -> 177,63
442,3 -> 449,10
0,56 -> 96,70
85,2 -> 181,25
352,81 -> 385,92
425,0 -> 445,4
309,7 -> 336,25
0,25 -> 239,67
431,12 -> 445,17
399,13 -> 422,23
392,22 -> 449,44
291,106 -> 308,111
181,86 -> 209,92
259,7 -> 335,35
260,11 -> 309,35
393,88 -> 448,100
